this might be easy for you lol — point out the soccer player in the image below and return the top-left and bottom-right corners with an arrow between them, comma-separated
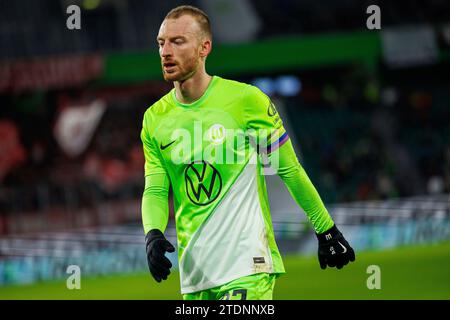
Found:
141,5 -> 355,300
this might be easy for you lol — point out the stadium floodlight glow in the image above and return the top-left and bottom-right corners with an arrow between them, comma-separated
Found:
251,77 -> 276,96
252,76 -> 301,97
275,76 -> 302,97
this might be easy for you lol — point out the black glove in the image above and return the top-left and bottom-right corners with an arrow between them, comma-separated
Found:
316,224 -> 355,270
145,229 -> 175,282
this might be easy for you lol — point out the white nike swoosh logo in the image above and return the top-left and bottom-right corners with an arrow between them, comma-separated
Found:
338,241 -> 347,254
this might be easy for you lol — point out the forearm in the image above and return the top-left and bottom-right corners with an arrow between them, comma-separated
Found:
268,139 -> 334,233
142,173 -> 170,234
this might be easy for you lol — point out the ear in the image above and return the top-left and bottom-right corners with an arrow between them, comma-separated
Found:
199,39 -> 212,58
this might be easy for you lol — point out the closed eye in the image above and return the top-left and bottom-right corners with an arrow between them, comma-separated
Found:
173,38 -> 185,45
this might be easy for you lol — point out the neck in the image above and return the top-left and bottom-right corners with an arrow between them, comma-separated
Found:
174,68 -> 212,104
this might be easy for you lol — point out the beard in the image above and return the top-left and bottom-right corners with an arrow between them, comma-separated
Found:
162,55 -> 199,82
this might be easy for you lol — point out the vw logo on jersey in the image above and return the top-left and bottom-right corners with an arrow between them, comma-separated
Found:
185,160 -> 222,206
207,124 -> 226,145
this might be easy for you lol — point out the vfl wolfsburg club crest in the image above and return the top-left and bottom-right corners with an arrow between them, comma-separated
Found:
184,160 -> 222,206
207,123 -> 226,145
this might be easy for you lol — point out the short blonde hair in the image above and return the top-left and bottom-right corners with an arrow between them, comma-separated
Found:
165,5 -> 212,40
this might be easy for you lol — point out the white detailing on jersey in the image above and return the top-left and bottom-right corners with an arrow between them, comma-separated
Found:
179,153 -> 273,294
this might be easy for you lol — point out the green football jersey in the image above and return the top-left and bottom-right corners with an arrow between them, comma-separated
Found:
141,76 -> 288,294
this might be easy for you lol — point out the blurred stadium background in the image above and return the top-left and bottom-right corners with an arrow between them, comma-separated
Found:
0,0 -> 449,299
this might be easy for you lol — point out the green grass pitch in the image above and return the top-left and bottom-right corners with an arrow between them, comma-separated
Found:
1,242 -> 449,300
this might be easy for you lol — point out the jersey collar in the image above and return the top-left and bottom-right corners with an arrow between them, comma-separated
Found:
171,76 -> 218,108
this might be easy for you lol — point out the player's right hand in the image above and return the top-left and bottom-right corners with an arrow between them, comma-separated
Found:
316,224 -> 355,270
145,229 -> 175,282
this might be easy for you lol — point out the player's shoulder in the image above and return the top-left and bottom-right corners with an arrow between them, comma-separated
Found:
143,90 -> 175,119
215,76 -> 248,90
216,76 -> 253,93
215,76 -> 265,101
142,90 -> 175,133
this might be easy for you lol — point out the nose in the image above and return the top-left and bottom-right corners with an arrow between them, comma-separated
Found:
160,42 -> 172,58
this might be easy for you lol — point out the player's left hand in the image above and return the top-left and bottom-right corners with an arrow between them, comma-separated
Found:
316,224 -> 355,270
145,229 -> 175,282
